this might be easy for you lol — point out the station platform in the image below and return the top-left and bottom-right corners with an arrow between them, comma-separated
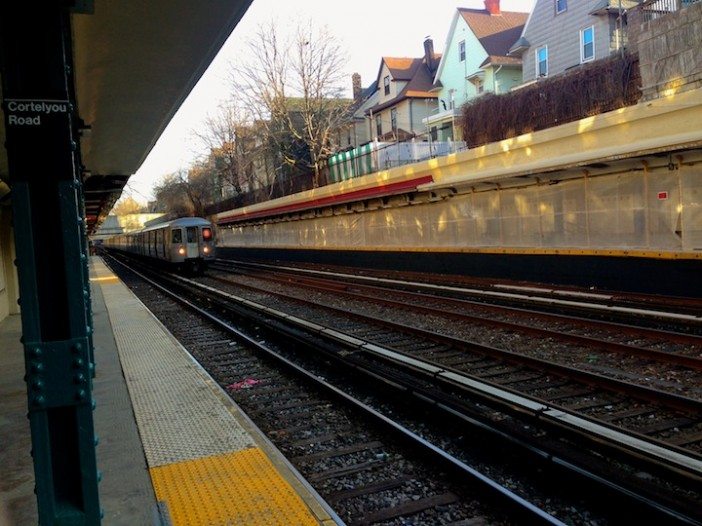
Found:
0,257 -> 337,525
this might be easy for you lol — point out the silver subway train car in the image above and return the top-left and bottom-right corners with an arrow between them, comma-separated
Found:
104,217 -> 215,274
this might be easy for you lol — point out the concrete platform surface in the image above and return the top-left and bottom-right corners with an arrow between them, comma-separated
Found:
0,265 -> 156,525
0,257 -> 338,525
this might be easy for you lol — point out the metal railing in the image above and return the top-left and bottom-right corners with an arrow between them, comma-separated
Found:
325,134 -> 468,184
635,0 -> 700,22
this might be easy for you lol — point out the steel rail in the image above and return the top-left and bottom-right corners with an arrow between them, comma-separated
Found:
164,272 -> 702,480
212,267 -> 702,371
214,259 -> 702,340
104,254 -> 566,525
218,259 -> 702,325
204,271 -> 702,416
108,253 -> 702,524
162,263 -> 702,522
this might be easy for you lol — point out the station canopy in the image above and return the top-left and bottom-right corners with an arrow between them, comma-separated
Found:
0,0 -> 252,233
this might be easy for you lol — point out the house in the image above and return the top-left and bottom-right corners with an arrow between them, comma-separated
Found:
364,38 -> 441,142
333,73 -> 379,151
427,0 -> 528,141
509,0 -> 640,83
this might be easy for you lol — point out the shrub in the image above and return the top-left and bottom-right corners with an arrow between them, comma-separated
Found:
460,53 -> 641,148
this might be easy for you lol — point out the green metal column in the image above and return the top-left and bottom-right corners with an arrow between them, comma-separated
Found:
0,3 -> 101,525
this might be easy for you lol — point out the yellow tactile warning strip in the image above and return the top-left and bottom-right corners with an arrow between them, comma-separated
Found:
150,448 -> 320,526
91,258 -> 328,525
89,275 -> 120,283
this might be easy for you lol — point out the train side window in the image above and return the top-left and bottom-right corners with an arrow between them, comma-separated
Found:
186,227 -> 196,243
172,229 -> 182,243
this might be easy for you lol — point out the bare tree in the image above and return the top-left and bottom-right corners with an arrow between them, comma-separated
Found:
291,21 -> 352,186
153,171 -> 191,217
194,103 -> 271,197
231,19 -> 352,188
153,167 -> 217,218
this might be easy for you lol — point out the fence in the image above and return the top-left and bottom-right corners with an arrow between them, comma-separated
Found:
634,0 -> 701,21
327,140 -> 467,183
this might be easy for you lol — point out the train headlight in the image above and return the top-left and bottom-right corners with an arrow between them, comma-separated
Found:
178,247 -> 186,256
203,246 -> 210,254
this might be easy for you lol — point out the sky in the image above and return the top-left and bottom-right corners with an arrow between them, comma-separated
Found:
123,0 -> 534,204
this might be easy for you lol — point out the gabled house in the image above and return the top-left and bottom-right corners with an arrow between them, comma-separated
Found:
364,38 -> 441,142
427,1 -> 528,141
509,0 -> 639,83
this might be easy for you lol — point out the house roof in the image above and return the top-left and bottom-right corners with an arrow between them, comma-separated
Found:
508,36 -> 531,56
480,55 -> 523,68
433,6 -> 528,86
459,8 -> 528,59
362,81 -> 379,99
367,55 -> 441,115
349,82 -> 380,118
404,56 -> 441,96
383,57 -> 421,80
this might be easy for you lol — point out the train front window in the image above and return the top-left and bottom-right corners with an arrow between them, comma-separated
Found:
172,229 -> 182,243
186,227 -> 197,243
202,227 -> 212,241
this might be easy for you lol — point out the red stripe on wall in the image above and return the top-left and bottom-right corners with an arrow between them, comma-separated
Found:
218,174 -> 434,225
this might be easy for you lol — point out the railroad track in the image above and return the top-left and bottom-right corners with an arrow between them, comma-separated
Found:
203,266 -> 702,457
215,259 -> 702,333
104,256 -> 571,525
225,259 -> 702,317
104,252 -> 702,524
213,261 -> 702,372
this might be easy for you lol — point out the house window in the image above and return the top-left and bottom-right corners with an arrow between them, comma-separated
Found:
383,75 -> 390,95
556,0 -> 567,13
581,26 -> 595,62
458,40 -> 466,62
475,79 -> 484,94
376,114 -> 382,137
390,108 -> 397,132
536,46 -> 548,77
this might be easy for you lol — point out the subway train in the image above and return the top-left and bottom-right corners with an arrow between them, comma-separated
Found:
104,217 -> 215,274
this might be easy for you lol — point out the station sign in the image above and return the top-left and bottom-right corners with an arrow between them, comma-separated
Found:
4,98 -> 70,127
2,97 -> 75,178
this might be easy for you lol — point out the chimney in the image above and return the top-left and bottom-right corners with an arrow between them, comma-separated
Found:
423,37 -> 435,72
484,0 -> 501,15
352,73 -> 362,101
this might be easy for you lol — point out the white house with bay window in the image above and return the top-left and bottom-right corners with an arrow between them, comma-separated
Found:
509,0 -> 639,83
